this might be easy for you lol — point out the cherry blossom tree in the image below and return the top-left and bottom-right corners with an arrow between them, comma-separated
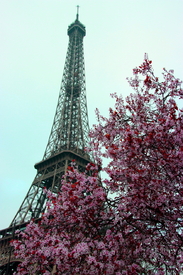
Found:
12,58 -> 183,274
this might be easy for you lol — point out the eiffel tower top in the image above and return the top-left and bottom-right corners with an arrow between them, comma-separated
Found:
41,11 -> 90,162
67,6 -> 86,37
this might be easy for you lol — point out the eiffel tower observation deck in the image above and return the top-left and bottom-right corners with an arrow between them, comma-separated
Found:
0,9 -> 91,273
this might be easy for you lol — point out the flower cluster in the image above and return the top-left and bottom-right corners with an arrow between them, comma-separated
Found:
12,59 -> 183,274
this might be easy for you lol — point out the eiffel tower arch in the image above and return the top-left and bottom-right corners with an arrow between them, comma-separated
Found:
0,10 -> 91,274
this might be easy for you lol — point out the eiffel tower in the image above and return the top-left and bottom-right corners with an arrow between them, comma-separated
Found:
0,9 -> 91,274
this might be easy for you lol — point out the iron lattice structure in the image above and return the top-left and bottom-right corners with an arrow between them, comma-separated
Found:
0,14 -> 91,272
43,18 -> 89,160
10,15 -> 90,227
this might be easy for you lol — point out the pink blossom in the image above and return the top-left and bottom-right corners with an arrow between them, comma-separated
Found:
12,58 -> 183,274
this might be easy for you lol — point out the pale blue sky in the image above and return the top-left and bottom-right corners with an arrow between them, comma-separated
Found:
0,0 -> 183,229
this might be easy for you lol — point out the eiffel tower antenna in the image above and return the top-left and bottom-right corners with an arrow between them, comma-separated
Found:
76,5 -> 79,20
0,13 -> 91,273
